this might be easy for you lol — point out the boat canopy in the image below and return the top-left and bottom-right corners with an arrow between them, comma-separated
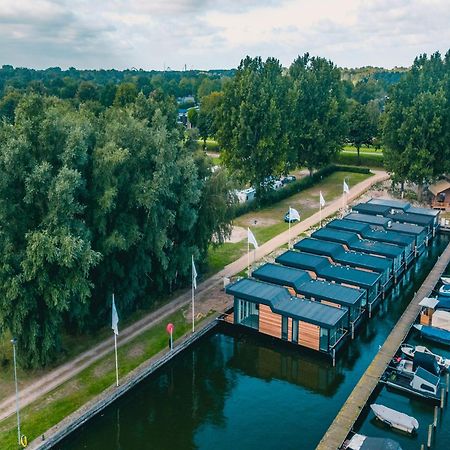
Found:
431,310 -> 450,331
419,297 -> 439,309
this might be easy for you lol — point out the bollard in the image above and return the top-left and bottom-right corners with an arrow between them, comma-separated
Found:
427,424 -> 432,448
441,388 -> 445,409
421,445 -> 424,450
433,406 -> 438,428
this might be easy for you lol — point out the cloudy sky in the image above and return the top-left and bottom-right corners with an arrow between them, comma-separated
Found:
0,0 -> 449,70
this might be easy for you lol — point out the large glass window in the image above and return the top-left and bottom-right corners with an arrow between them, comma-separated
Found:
292,319 -> 298,343
319,328 -> 328,351
281,316 -> 288,340
234,298 -> 259,329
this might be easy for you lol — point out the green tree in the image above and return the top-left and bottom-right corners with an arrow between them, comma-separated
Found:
383,51 -> 450,197
114,82 -> 138,107
288,54 -> 347,175
218,56 -> 289,197
0,95 -> 100,366
187,108 -> 198,127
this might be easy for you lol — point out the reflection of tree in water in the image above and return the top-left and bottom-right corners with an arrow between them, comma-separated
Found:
58,332 -> 238,450
227,330 -> 345,397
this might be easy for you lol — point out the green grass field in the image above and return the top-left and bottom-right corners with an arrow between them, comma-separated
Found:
342,145 -> 384,153
197,139 -> 220,152
0,309 -> 207,449
206,170 -> 373,272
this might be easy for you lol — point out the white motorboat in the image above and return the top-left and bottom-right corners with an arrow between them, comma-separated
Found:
401,343 -> 450,371
441,276 -> 450,285
370,404 -> 419,434
343,433 -> 403,450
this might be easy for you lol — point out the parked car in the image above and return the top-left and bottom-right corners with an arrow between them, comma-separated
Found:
284,210 -> 300,223
281,175 -> 296,185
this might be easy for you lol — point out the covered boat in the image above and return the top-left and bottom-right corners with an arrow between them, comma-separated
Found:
344,433 -> 403,450
414,324 -> 450,346
401,344 -> 450,371
441,276 -> 450,285
436,297 -> 450,311
370,404 -> 419,433
438,284 -> 450,296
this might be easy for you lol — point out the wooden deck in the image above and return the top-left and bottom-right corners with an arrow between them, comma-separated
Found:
316,241 -> 450,450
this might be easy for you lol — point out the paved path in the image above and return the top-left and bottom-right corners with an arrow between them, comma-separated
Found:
0,169 -> 388,422
316,240 -> 450,450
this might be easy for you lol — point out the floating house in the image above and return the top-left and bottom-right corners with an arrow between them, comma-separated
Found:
327,219 -> 415,265
386,211 -> 435,240
252,263 -> 365,333
226,278 -> 348,355
295,237 -> 393,291
345,212 -> 427,255
275,250 -> 381,315
368,198 -> 410,211
352,203 -> 392,217
311,228 -> 404,280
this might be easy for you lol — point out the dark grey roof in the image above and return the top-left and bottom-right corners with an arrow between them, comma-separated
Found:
297,236 -> 390,272
415,367 -> 439,386
252,263 -> 311,292
345,212 -> 392,227
389,222 -> 426,236
297,279 -> 364,306
275,250 -> 329,272
387,212 -> 434,227
335,251 -> 391,272
360,437 -> 403,450
312,227 -> 359,245
406,206 -> 440,217
226,278 -> 347,328
362,228 -> 415,247
352,203 -> 392,216
314,227 -> 402,259
226,277 -> 291,304
276,250 -> 381,288
294,238 -> 344,258
368,197 -> 410,210
327,218 -> 370,234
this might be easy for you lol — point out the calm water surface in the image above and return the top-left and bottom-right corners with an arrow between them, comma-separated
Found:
59,234 -> 449,450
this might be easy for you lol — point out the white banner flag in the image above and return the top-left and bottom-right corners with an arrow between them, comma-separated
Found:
112,295 -> 119,336
192,255 -> 197,290
247,228 -> 259,249
319,191 -> 325,208
343,180 -> 350,194
289,207 -> 301,221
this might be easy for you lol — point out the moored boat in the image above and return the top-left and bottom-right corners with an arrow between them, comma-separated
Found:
401,343 -> 450,371
380,366 -> 441,402
370,403 -> 419,434
441,276 -> 450,285
438,284 -> 450,296
343,433 -> 403,450
414,324 -> 450,346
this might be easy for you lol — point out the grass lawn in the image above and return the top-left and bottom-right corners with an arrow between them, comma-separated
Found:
0,308 -> 208,450
206,170 -> 373,273
342,145 -> 384,153
197,139 -> 220,152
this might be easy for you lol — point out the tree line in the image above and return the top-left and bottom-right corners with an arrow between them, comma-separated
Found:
0,92 -> 234,367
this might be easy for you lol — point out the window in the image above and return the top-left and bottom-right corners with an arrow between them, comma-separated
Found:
292,319 -> 298,343
319,328 -> 328,351
420,383 -> 435,393
281,316 -> 288,340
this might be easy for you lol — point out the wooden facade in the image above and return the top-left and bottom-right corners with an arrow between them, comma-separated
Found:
429,181 -> 450,210
299,322 -> 320,351
259,304 -> 282,339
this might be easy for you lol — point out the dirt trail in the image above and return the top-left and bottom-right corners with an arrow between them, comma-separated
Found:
0,170 -> 388,422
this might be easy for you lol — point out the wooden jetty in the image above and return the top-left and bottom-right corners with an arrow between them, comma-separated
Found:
316,241 -> 450,450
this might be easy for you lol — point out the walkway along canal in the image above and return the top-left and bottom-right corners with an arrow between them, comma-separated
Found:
54,234 -> 449,450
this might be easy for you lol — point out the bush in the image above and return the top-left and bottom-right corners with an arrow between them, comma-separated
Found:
334,152 -> 384,168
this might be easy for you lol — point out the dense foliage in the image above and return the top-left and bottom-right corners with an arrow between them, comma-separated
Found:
383,51 -> 450,194
0,93 -> 234,367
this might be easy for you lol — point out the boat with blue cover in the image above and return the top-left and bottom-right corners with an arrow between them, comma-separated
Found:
438,284 -> 450,296
414,324 -> 450,346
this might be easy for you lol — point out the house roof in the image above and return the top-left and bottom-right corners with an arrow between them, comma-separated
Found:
352,203 -> 392,216
386,212 -> 434,227
429,180 -> 450,196
406,206 -> 440,218
345,212 -> 392,227
294,238 -> 344,258
389,222 -> 426,237
226,278 -> 347,328
252,263 -> 311,292
368,198 -> 410,210
326,218 -> 370,234
297,279 -> 364,307
276,250 -> 381,288
362,228 -> 415,247
335,250 -> 391,272
349,238 -> 404,259
312,227 -> 359,246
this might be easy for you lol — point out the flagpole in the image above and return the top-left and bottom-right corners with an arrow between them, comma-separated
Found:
320,203 -> 322,228
247,234 -> 250,277
288,208 -> 291,249
113,293 -> 119,387
192,260 -> 195,333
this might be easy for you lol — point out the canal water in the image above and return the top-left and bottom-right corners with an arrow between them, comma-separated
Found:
58,234 -> 449,450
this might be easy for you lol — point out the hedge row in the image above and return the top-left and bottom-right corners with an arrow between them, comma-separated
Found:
334,152 -> 384,168
233,165 -> 371,218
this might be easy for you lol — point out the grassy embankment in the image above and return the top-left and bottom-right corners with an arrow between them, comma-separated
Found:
0,309 -> 208,449
207,170 -> 373,273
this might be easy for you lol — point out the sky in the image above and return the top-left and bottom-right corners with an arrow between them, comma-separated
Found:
0,0 -> 449,70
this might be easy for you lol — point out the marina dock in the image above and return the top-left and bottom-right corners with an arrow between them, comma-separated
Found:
316,241 -> 450,450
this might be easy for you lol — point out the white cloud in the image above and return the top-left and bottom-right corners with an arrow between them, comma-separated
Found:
0,0 -> 448,69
